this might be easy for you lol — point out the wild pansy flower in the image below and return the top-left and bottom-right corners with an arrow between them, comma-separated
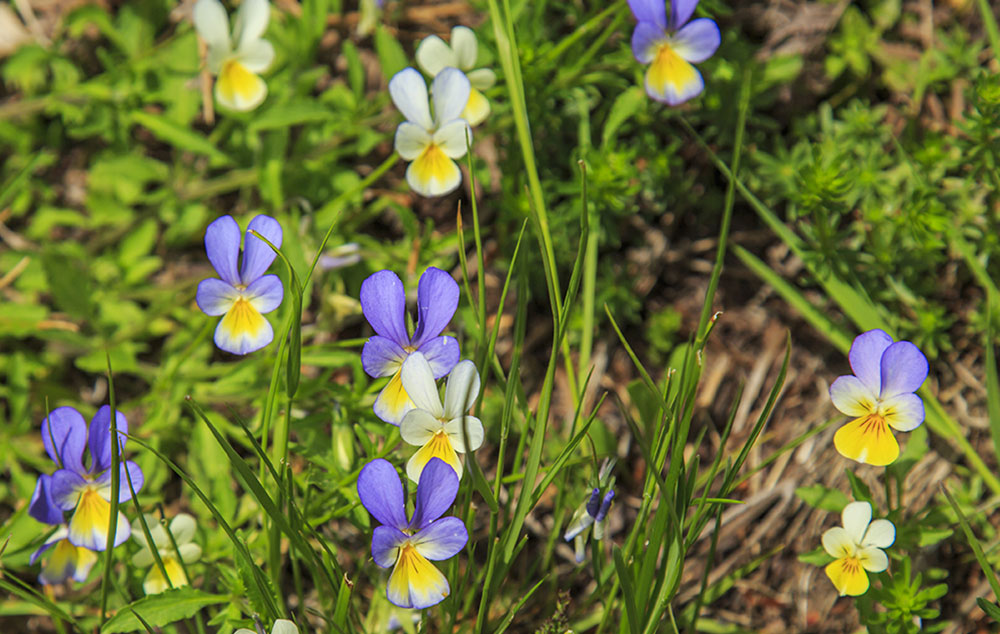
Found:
29,524 -> 99,585
389,67 -> 472,197
236,619 -> 299,634
628,0 -> 720,105
131,513 -> 202,595
28,406 -> 144,551
415,26 -> 496,126
564,459 -> 616,562
357,458 -> 468,609
360,268 -> 460,425
193,0 -> 274,112
399,352 -> 483,483
830,329 -> 928,466
821,501 -> 894,596
196,215 -> 284,356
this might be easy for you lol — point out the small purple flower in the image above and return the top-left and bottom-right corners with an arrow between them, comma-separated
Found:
28,406 -> 144,552
564,459 -> 616,562
357,458 -> 468,609
830,329 -> 928,466
629,0 -> 720,105
196,215 -> 284,356
360,268 -> 460,424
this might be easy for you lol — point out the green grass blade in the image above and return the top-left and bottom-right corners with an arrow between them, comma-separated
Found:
612,546 -> 640,634
941,484 -> 1000,601
100,351 -> 122,624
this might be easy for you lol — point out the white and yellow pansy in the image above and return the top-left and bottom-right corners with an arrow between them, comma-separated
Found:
193,0 -> 274,112
389,67 -> 472,197
821,501 -> 895,596
416,26 -> 496,126
131,513 -> 203,595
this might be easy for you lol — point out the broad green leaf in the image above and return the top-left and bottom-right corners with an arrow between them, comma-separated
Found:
248,102 -> 334,132
41,249 -> 95,323
794,484 -> 849,512
374,26 -> 408,80
130,111 -> 230,164
100,589 -> 226,633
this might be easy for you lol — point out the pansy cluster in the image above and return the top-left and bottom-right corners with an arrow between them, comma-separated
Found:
812,329 -> 929,596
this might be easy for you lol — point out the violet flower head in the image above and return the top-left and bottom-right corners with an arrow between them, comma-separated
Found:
360,267 -> 460,424
357,458 -> 468,609
196,215 -> 284,356
629,0 -> 720,105
28,406 -> 144,553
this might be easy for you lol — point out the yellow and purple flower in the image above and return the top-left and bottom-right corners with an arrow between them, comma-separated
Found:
821,501 -> 894,596
399,352 -> 483,483
193,0 -> 274,112
196,215 -> 284,356
360,268 -> 460,425
28,406 -> 144,553
29,524 -> 99,585
415,26 -> 496,126
628,0 -> 720,105
830,329 -> 928,466
389,67 -> 472,197
357,458 -> 468,609
131,513 -> 202,595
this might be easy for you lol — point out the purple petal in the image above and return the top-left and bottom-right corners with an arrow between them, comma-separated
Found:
205,215 -> 242,286
240,215 -> 283,284
410,267 -> 460,349
196,278 -> 238,316
670,18 -> 719,63
372,525 -> 408,568
29,475 -> 64,525
412,516 -> 467,560
585,488 -> 601,518
95,461 -> 145,502
41,407 -> 87,475
357,459 -> 408,530
409,457 -> 459,531
879,341 -> 928,398
30,528 -> 65,565
50,469 -> 87,511
362,335 -> 408,378
415,336 -> 460,378
628,0 -> 666,29
595,490 -> 615,522
669,0 -> 698,30
360,270 -> 409,346
246,274 -> 283,314
88,406 -> 129,474
849,329 -> 893,396
632,22 -> 666,64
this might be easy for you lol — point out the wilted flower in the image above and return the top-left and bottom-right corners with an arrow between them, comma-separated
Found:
357,458 -> 468,609
319,243 -> 362,270
564,459 -> 616,562
821,501 -> 894,596
29,525 -> 99,585
628,0 -> 720,105
360,268 -> 460,424
399,353 -> 483,482
28,406 -> 144,551
193,0 -> 274,111
389,67 -> 472,197
131,513 -> 202,594
196,215 -> 284,356
830,329 -> 928,466
416,26 -> 496,126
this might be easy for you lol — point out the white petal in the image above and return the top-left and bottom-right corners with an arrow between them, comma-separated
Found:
450,26 -> 478,70
821,526 -> 854,559
466,68 -> 496,90
233,0 -> 270,53
862,519 -> 895,549
443,415 -> 484,453
237,38 -> 274,73
272,620 -> 300,634
178,542 -> 202,563
431,67 -> 471,126
415,35 -> 456,78
169,514 -> 197,544
390,67 -> 433,130
842,501 -> 872,544
193,0 -> 232,53
443,360 -> 480,418
400,408 -> 441,447
857,546 -> 888,573
394,121 -> 432,160
432,119 -> 471,159
400,352 -> 444,418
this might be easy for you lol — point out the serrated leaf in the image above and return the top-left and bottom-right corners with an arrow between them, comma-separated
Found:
100,588 -> 226,633
794,484 -> 849,512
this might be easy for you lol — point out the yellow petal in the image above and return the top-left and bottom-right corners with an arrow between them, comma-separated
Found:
834,414 -> 899,466
216,297 -> 273,355
143,556 -> 189,595
387,543 -> 450,609
645,43 -> 703,105
406,431 -> 462,483
68,487 -> 128,551
461,88 -> 490,126
374,369 -> 413,425
216,59 -> 267,111
825,557 -> 870,596
406,143 -> 461,197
